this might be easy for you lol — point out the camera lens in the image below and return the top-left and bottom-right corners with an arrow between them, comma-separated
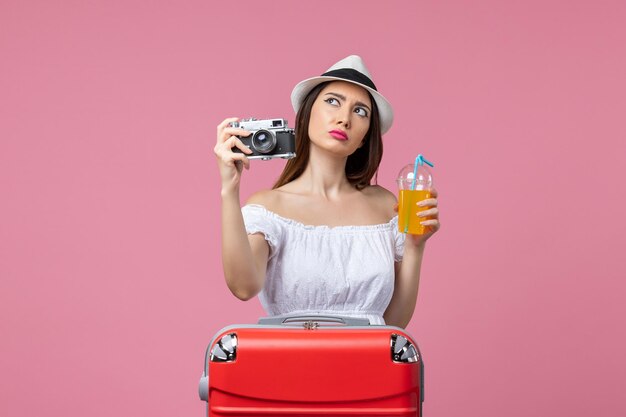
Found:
252,130 -> 276,154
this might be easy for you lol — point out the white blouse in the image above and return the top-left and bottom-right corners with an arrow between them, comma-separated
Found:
241,204 -> 406,325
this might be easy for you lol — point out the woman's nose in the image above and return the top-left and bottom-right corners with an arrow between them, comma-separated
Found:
336,109 -> 351,129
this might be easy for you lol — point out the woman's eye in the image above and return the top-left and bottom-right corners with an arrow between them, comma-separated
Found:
355,107 -> 369,117
324,98 -> 339,106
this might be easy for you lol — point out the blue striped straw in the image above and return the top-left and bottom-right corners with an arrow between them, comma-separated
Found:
410,154 -> 434,190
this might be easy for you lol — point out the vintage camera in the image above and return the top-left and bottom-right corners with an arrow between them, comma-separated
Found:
230,118 -> 296,160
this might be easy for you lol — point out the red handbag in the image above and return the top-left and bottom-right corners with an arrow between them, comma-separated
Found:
199,314 -> 424,416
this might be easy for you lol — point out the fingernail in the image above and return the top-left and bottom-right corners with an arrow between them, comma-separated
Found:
417,201 -> 427,207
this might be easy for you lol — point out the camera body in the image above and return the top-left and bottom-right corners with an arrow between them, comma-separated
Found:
230,118 -> 296,160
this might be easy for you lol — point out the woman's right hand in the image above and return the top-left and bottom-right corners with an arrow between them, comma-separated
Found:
214,117 -> 254,194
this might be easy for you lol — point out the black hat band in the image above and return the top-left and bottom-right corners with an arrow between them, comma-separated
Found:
321,68 -> 377,91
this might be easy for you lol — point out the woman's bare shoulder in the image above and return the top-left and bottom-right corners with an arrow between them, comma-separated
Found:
363,184 -> 397,203
244,189 -> 282,209
363,185 -> 397,217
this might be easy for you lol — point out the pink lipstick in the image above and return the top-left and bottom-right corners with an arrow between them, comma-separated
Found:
329,130 -> 348,140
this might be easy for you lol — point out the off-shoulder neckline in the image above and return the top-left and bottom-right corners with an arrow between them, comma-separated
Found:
244,204 -> 398,231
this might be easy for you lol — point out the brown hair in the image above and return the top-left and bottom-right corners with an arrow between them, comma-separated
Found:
272,81 -> 384,191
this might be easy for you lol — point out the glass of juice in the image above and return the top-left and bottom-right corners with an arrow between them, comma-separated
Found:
396,159 -> 433,235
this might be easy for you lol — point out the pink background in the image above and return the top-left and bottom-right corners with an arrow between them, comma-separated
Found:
1,1 -> 625,416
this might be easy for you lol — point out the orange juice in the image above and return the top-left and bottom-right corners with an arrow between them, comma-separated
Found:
398,189 -> 431,235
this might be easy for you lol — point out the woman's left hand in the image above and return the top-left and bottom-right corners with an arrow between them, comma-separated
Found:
394,188 -> 440,247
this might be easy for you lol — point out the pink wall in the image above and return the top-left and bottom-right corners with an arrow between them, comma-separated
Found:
1,1 -> 625,416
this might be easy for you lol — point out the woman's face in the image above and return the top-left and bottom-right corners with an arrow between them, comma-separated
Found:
308,80 -> 372,156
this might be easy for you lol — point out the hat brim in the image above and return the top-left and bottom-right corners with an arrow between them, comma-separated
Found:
291,76 -> 394,135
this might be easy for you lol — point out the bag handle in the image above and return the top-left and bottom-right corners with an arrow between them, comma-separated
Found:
257,314 -> 370,326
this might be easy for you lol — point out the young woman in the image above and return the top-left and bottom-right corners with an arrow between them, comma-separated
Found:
214,55 -> 440,328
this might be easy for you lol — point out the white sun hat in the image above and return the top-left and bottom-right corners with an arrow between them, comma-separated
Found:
290,55 -> 394,134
